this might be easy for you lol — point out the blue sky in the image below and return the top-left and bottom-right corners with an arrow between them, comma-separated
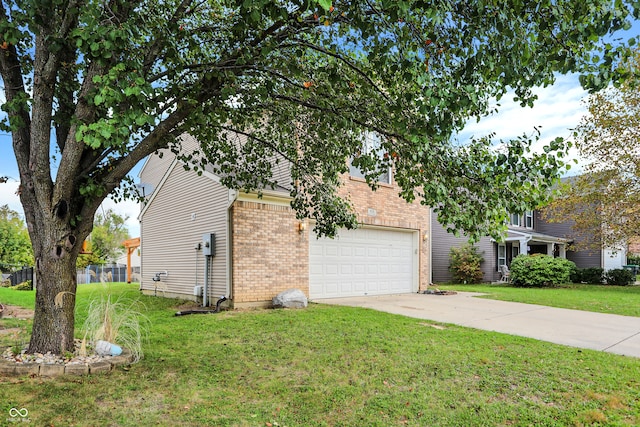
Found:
1,19 -> 639,236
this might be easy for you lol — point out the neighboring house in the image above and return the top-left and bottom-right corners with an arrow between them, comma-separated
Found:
432,210 -> 570,283
535,211 -> 627,272
137,134 -> 432,308
432,208 -> 627,284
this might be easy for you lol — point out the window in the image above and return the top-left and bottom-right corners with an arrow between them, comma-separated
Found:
510,213 -> 521,227
525,211 -> 534,229
349,132 -> 391,184
497,244 -> 506,269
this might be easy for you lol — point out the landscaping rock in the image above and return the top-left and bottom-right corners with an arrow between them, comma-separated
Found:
40,364 -> 65,377
109,349 -> 134,366
64,364 -> 89,376
13,363 -> 39,376
0,362 -> 16,376
89,360 -> 112,374
272,289 -> 308,309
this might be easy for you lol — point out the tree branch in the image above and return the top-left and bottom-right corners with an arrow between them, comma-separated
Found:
281,39 -> 392,102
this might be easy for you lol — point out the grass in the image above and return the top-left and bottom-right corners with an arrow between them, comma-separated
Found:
0,283 -> 639,426
436,283 -> 640,317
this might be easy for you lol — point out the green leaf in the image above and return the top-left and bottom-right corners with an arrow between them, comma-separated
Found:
317,0 -> 332,11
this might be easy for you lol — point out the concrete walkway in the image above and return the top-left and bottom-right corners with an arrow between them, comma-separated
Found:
314,292 -> 640,358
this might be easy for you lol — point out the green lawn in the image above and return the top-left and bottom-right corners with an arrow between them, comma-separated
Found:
437,283 -> 640,317
1,283 -> 639,426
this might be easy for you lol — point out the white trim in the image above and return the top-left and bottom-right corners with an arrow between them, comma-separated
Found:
497,243 -> 507,269
137,154 -> 153,178
235,190 -> 292,206
525,211 -> 534,229
138,159 -> 179,220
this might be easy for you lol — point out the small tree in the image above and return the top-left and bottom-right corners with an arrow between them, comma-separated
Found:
91,209 -> 130,264
449,244 -> 484,284
0,205 -> 33,272
3,0 -> 637,356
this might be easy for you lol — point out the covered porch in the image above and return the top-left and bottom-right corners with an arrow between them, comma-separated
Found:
494,230 -> 571,281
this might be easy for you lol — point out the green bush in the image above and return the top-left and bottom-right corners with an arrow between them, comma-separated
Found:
571,267 -> 604,284
449,244 -> 484,284
603,269 -> 635,286
510,255 -> 575,287
627,255 -> 640,265
11,280 -> 32,291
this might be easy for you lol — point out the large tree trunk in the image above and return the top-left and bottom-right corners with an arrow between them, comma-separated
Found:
24,197 -> 91,355
28,252 -> 78,354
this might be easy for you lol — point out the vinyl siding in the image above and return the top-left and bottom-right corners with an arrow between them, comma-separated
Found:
140,164 -> 229,301
431,211 -> 495,283
139,149 -> 174,195
139,134 -> 204,196
198,131 -> 293,191
535,211 -> 603,268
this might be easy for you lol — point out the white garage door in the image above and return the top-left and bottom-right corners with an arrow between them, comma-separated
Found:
309,227 -> 415,299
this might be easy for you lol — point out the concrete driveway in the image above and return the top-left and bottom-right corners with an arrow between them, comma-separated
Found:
313,292 -> 640,358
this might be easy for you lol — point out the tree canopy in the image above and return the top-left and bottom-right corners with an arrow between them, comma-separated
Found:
542,50 -> 640,251
0,204 -> 33,272
1,0 -> 639,355
76,208 -> 130,268
91,209 -> 130,263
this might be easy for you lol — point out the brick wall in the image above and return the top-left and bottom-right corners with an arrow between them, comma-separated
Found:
338,176 -> 431,290
629,237 -> 640,256
230,175 -> 432,306
231,201 -> 309,304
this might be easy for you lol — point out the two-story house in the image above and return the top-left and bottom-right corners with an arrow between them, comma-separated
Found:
432,208 -> 627,284
431,210 -> 571,283
137,133 -> 432,308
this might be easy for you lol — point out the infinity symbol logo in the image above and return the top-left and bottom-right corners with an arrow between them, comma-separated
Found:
9,408 -> 28,418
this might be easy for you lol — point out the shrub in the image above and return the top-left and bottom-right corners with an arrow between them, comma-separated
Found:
571,267 -> 604,284
627,255 -> 640,265
510,255 -> 575,287
449,244 -> 484,284
603,269 -> 635,286
11,280 -> 32,291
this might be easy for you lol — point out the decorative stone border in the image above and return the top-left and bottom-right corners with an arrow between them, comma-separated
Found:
0,349 -> 134,377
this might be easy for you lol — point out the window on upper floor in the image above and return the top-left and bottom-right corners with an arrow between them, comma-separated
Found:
508,211 -> 534,229
510,213 -> 521,227
525,211 -> 534,229
349,132 -> 392,185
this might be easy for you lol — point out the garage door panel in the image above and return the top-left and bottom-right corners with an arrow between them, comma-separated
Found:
310,227 -> 415,299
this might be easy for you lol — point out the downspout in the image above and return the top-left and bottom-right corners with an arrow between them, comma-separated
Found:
203,250 -> 209,308
226,189 -> 238,302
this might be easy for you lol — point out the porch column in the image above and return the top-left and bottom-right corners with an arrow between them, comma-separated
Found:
558,244 -> 566,258
547,243 -> 554,255
519,239 -> 527,256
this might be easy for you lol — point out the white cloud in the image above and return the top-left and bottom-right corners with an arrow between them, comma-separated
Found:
456,74 -> 589,173
0,181 -> 24,219
99,197 -> 141,237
